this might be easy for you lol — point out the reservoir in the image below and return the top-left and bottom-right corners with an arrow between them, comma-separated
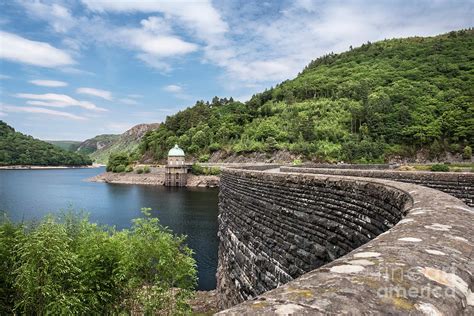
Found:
0,167 -> 219,290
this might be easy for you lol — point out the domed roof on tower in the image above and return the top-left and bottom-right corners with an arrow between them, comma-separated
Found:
168,144 -> 185,157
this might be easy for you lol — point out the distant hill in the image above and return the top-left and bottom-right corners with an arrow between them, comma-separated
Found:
140,29 -> 473,163
78,123 -> 159,163
0,121 -> 92,166
46,140 -> 82,151
75,134 -> 120,156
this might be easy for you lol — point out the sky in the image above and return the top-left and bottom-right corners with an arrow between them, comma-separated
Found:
0,0 -> 473,141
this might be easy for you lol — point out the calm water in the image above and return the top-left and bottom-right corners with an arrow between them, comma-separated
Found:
0,167 -> 219,290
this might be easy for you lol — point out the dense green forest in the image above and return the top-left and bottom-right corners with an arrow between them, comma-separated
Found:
0,210 -> 196,314
0,121 -> 92,166
140,29 -> 473,163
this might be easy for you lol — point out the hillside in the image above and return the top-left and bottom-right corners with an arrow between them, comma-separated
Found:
75,134 -> 120,155
0,121 -> 92,166
46,140 -> 82,151
140,29 -> 473,163
86,123 -> 160,163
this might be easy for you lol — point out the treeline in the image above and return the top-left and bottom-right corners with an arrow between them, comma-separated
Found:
0,210 -> 196,314
140,29 -> 473,163
0,121 -> 92,166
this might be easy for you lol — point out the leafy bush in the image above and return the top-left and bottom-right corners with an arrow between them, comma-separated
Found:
136,168 -> 144,174
125,165 -> 134,172
463,146 -> 472,160
191,163 -> 205,175
208,167 -> 221,175
143,166 -> 151,173
107,153 -> 130,172
190,163 -> 220,175
208,143 -> 221,152
114,164 -> 126,173
0,210 -> 196,315
292,159 -> 302,166
198,154 -> 210,162
430,164 -> 450,172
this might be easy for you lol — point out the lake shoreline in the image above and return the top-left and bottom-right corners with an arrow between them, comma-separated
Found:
87,171 -> 220,187
0,164 -> 104,170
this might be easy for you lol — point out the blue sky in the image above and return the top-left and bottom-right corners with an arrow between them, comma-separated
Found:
0,0 -> 473,141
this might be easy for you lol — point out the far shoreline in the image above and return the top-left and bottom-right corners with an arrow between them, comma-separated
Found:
0,164 -> 104,170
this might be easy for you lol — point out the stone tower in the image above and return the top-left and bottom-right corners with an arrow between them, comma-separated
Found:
165,144 -> 188,186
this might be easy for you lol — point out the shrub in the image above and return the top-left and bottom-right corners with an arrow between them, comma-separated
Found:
463,146 -> 472,160
136,168 -> 144,174
430,164 -> 449,172
107,153 -> 130,172
143,166 -> 151,173
191,163 -> 205,175
125,165 -> 134,173
114,164 -> 126,173
198,154 -> 210,163
208,167 -> 221,175
292,159 -> 302,166
0,210 -> 196,315
187,145 -> 200,154
208,143 -> 221,152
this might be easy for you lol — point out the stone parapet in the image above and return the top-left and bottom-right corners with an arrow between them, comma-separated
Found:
281,166 -> 474,206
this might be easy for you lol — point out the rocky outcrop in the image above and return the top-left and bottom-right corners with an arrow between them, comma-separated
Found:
78,123 -> 160,163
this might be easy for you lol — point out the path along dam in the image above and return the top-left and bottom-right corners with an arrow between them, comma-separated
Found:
215,165 -> 473,315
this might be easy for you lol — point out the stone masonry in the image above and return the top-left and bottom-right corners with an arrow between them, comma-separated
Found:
216,167 -> 474,315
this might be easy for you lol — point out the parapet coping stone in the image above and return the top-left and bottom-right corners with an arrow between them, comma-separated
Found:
217,167 -> 474,315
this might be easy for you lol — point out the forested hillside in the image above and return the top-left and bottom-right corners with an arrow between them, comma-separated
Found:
0,121 -> 92,166
47,140 -> 82,152
140,29 -> 473,163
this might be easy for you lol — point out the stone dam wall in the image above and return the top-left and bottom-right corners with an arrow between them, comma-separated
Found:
281,166 -> 474,207
216,167 -> 474,315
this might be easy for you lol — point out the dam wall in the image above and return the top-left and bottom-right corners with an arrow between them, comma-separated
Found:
216,167 -> 474,315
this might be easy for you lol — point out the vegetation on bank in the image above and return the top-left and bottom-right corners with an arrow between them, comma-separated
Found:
0,209 -> 196,315
191,163 -> 221,176
139,29 -> 473,163
0,121 -> 92,166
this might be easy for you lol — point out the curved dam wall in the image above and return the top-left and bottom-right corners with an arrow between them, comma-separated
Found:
281,166 -> 474,207
217,167 -> 474,315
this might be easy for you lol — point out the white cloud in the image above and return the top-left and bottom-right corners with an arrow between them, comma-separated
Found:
203,0 -> 474,87
163,85 -> 183,93
81,0 -> 228,42
0,104 -> 86,120
162,84 -> 193,100
76,87 -> 113,100
0,74 -> 11,80
29,80 -> 68,87
127,30 -> 198,57
0,111 -> 7,117
119,98 -> 138,105
19,1 -> 76,33
14,93 -> 107,112
0,31 -> 75,68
